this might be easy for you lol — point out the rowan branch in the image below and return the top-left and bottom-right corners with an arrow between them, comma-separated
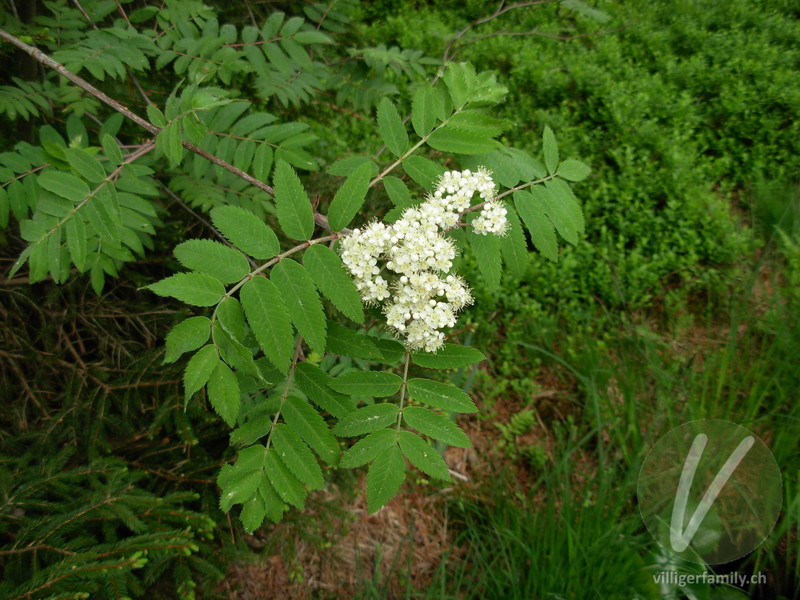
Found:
0,28 -> 293,204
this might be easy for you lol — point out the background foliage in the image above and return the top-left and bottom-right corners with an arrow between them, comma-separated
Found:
1,0 -> 799,599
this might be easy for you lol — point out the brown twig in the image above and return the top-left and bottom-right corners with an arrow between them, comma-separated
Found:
0,29 -> 281,193
440,0 -> 556,64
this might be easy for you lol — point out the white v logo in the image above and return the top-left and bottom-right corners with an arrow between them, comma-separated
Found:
670,433 -> 755,552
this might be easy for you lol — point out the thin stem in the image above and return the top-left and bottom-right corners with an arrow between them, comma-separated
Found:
265,336 -> 304,451
0,28 -> 351,233
461,172 -> 558,217
0,29 -> 159,135
396,349 -> 411,431
224,234 -> 339,299
368,103 -> 471,189
441,0 -> 556,64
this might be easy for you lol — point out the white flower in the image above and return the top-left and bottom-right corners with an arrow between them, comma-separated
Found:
473,201 -> 508,235
337,168 -> 498,352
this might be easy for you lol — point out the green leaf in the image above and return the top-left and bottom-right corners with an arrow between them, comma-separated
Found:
184,344 -> 220,401
102,134 -> 123,166
294,30 -> 333,44
432,83 -> 453,122
373,338 -> 406,363
275,147 -> 317,171
543,178 -> 585,242
329,371 -> 402,397
367,445 -> 405,512
412,85 -> 437,137
65,214 -> 88,271
259,475 -> 289,523
498,204 -> 529,278
341,429 -> 398,469
240,276 -> 294,373
557,159 -> 591,182
443,62 -> 470,108
216,296 -> 246,340
411,344 -> 485,369
210,205 -> 280,260
303,245 -> 364,323
447,110 -> 507,138
328,161 -> 372,231
398,431 -> 451,481
333,403 -> 399,437
271,424 -> 324,490
469,231 -> 501,290
231,414 -> 272,447
165,316 -> 212,363
514,190 -> 558,262
402,155 -> 446,191
147,272 -> 226,307
173,239 -> 251,284
253,144 -> 274,183
427,126 -> 499,155
271,259 -> 326,354
383,176 -> 413,208
376,98 -> 408,158
406,379 -> 477,413
65,148 -> 106,183
294,363 -> 356,419
38,170 -> 90,203
160,121 -> 183,167
218,463 -> 262,513
542,125 -> 558,175
325,322 -> 381,359
327,156 -> 378,177
282,396 -> 340,466
402,406 -> 471,448
273,159 -> 314,240
146,104 -> 167,128
207,362 -> 241,426
264,449 -> 306,509
213,323 -> 260,379
240,493 -> 267,534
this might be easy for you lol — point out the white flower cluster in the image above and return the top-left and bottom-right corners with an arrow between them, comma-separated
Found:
472,201 -> 508,235
339,168 -> 505,352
